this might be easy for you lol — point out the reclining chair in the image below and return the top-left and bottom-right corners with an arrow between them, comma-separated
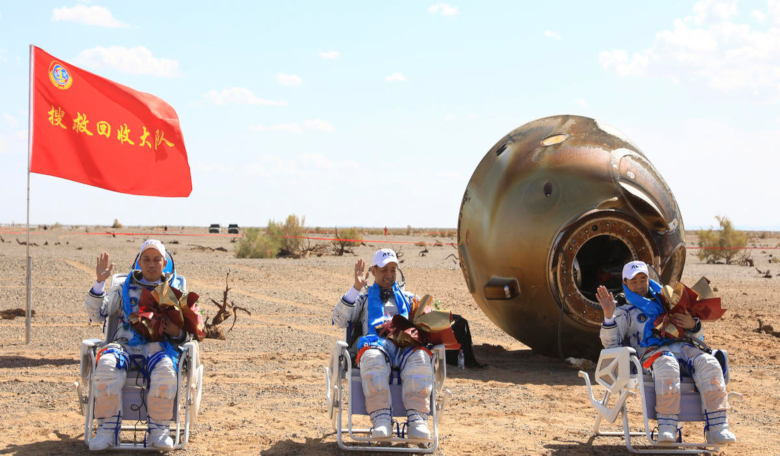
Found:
579,346 -> 742,454
76,252 -> 204,450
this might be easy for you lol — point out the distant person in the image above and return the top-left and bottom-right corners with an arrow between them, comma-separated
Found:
384,226 -> 388,236
597,260 -> 736,444
85,240 -> 189,450
331,249 -> 433,441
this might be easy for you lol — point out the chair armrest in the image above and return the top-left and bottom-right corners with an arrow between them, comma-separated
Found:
81,338 -> 103,348
595,346 -> 636,393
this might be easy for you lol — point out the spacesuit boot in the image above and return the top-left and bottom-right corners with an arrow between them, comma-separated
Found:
656,414 -> 678,443
370,408 -> 393,440
148,419 -> 174,450
705,410 -> 736,444
89,414 -> 121,450
406,411 -> 430,441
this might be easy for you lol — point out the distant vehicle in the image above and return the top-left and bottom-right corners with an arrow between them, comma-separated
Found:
208,224 -> 221,233
227,224 -> 240,234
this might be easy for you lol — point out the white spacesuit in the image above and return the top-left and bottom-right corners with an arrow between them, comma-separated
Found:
599,261 -> 735,445
85,240 -> 188,451
331,249 -> 433,441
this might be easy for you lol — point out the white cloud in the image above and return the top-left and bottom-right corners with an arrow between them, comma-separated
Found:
2,113 -> 18,129
544,30 -> 562,40
16,130 -> 27,140
686,0 -> 738,25
248,123 -> 303,133
320,50 -> 340,60
770,0 -> 780,24
600,2 -> 780,99
206,87 -> 287,106
574,98 -> 588,108
469,113 -> 477,120
248,119 -> 334,134
428,3 -> 458,16
0,138 -> 5,153
0,49 -> 8,63
385,72 -> 407,82
51,4 -> 128,28
301,153 -> 336,170
599,50 -> 649,77
303,119 -> 334,133
0,12 -> 2,21
444,114 -> 455,122
276,73 -> 303,86
73,46 -> 181,78
751,10 -> 766,22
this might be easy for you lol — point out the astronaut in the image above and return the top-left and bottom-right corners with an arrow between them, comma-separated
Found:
597,261 -> 736,445
85,240 -> 189,450
331,249 -> 433,441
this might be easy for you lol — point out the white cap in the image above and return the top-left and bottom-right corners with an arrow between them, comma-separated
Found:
622,260 -> 648,280
139,239 -> 166,259
372,249 -> 398,268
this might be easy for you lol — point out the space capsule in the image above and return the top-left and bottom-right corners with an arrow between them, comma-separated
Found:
457,115 -> 686,359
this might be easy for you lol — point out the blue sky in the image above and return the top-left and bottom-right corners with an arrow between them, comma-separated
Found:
1,1 -> 778,229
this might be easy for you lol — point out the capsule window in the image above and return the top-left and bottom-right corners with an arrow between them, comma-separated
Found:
543,181 -> 553,197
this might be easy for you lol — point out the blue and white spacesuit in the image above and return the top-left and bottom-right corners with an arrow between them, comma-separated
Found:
332,249 -> 433,441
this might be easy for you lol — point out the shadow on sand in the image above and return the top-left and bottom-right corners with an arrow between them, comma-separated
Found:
443,343 -> 585,386
0,432 -> 86,456
260,433 -> 438,456
0,355 -> 79,368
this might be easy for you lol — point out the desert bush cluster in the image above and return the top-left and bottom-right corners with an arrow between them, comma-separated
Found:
234,228 -> 279,259
333,227 -> 362,256
697,216 -> 748,264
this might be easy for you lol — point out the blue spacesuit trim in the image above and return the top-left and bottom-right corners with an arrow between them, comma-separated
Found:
121,277 -> 147,348
147,350 -> 173,385
623,280 -> 674,347
99,347 -> 130,371
365,283 -> 410,338
121,274 -> 182,370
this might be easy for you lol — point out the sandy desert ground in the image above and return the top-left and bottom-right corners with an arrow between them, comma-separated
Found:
0,226 -> 778,455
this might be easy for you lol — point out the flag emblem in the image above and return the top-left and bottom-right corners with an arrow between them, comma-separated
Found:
48,61 -> 72,90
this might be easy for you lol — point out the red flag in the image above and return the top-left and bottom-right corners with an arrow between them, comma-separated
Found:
30,46 -> 192,197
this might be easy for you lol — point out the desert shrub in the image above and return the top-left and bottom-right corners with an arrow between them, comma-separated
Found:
406,225 -> 413,236
52,222 -> 62,229
235,228 -> 279,258
112,219 -> 122,229
333,227 -> 362,255
415,241 -> 427,247
433,239 -> 443,247
267,214 -> 306,257
697,216 -> 748,264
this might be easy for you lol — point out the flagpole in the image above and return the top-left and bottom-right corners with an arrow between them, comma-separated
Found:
25,45 -> 34,344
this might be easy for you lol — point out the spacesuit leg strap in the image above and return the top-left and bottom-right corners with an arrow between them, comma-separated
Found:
93,343 -> 128,420
649,351 -> 681,416
359,348 -> 392,415
399,347 -> 433,415
682,345 -> 729,412
147,349 -> 177,422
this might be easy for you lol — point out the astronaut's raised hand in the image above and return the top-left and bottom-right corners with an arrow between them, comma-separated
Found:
354,258 -> 370,291
95,252 -> 114,283
596,285 -> 616,319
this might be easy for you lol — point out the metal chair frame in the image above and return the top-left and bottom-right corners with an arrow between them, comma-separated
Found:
579,346 -> 742,454
324,335 -> 450,453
